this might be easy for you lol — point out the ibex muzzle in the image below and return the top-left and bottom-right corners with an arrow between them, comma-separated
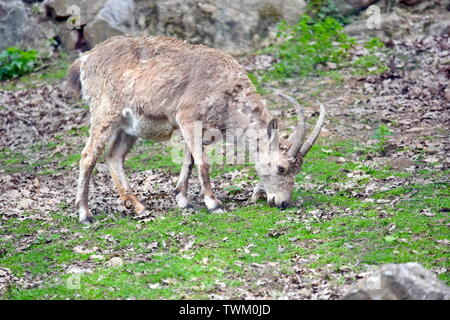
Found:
67,35 -> 325,224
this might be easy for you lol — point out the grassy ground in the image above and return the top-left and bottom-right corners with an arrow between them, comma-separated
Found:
1,136 -> 448,299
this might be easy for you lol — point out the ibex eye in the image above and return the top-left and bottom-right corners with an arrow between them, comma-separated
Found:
277,165 -> 286,174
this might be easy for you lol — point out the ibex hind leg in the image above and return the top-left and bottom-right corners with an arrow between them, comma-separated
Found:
179,126 -> 225,213
105,130 -> 146,215
175,143 -> 195,210
75,125 -> 117,224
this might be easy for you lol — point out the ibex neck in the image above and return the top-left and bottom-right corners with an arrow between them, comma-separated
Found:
226,85 -> 274,139
242,92 -> 274,128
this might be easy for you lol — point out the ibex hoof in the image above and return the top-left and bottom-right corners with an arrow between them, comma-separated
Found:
78,206 -> 94,224
209,202 -> 226,213
182,203 -> 195,210
124,199 -> 134,209
204,196 -> 225,213
135,209 -> 152,219
210,207 -> 225,213
80,215 -> 94,225
176,193 -> 194,210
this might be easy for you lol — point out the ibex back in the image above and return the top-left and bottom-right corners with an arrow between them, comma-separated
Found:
67,35 -> 325,224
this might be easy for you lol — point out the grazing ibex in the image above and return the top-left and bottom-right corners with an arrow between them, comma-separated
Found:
67,35 -> 325,224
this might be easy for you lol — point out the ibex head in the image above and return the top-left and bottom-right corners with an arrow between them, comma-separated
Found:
252,94 -> 326,209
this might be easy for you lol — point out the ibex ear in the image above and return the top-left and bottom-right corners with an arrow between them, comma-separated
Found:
267,118 -> 279,152
267,118 -> 278,139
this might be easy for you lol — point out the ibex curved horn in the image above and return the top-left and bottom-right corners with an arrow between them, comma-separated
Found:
299,101 -> 326,157
279,95 -> 326,158
279,94 -> 306,159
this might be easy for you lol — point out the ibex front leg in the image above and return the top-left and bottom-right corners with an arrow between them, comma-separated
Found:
105,130 -> 146,214
180,126 -> 224,213
75,126 -> 115,224
196,159 -> 224,212
251,182 -> 266,203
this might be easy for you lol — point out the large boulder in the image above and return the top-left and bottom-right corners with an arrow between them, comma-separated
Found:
40,0 -> 306,53
137,0 -> 307,54
42,0 -> 135,50
332,0 -> 379,14
344,263 -> 450,300
43,0 -> 107,23
344,10 -> 408,41
0,0 -> 48,51
84,0 -> 137,46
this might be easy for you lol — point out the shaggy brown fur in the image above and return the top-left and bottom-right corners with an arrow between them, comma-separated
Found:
69,35 -> 273,131
68,35 -> 325,224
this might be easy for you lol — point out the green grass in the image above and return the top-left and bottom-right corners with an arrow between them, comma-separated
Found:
67,126 -> 89,137
1,137 -> 448,299
351,55 -> 389,76
0,147 -> 53,174
59,153 -> 81,170
125,141 -> 181,174
263,14 -> 354,80
0,144 -> 70,174
2,185 -> 448,299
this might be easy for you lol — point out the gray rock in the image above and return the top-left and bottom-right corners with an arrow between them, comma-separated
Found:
57,27 -> 81,51
84,0 -> 136,47
427,14 -> 450,37
43,0 -> 107,23
0,0 -> 48,51
332,0 -> 378,14
39,0 -> 307,53
93,0 -> 136,34
107,257 -> 124,267
399,0 -> 424,6
279,0 -> 309,25
344,11 -> 408,41
43,0 -> 136,49
138,0 -> 306,54
344,263 -> 450,300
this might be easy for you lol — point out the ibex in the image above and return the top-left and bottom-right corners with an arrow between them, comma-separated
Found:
67,35 -> 325,224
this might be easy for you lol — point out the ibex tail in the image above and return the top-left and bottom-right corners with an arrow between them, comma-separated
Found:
67,59 -> 82,99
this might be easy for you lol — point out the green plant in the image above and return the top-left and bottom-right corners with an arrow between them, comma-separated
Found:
352,55 -> 387,74
351,38 -> 388,75
247,72 -> 266,94
224,185 -> 242,195
0,47 -> 40,81
364,37 -> 385,50
305,0 -> 352,25
372,124 -> 393,156
267,15 -> 354,79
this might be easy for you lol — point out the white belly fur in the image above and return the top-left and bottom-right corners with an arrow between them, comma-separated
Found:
121,108 -> 176,141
